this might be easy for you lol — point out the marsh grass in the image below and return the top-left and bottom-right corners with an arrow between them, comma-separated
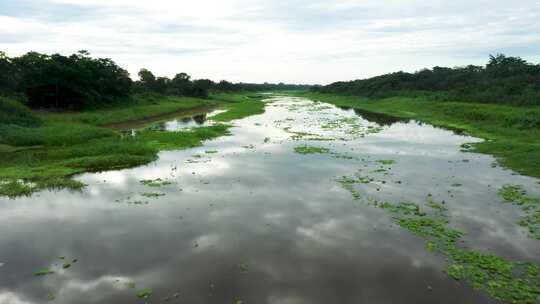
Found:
42,94 -> 217,126
209,92 -> 266,122
211,100 -> 266,122
0,97 -> 42,127
0,93 -> 254,198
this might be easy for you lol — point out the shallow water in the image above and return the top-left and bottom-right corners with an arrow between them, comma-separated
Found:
1,96 -> 538,304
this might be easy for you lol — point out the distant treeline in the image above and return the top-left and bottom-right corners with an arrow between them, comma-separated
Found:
0,50 -> 310,109
316,54 -> 540,106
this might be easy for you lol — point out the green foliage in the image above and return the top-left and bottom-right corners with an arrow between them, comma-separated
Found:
136,124 -> 231,150
215,81 -> 312,92
43,94 -> 216,126
210,95 -> 266,122
0,97 -> 42,127
497,185 -> 540,240
137,289 -> 153,299
33,269 -> 55,276
11,50 -> 132,109
294,145 -> 330,155
141,192 -> 166,198
47,292 -> 56,301
0,124 -> 230,197
1,49 -> 312,109
0,123 -> 115,146
317,54 -> 540,106
376,159 -> 396,165
498,185 -> 528,202
0,180 -> 36,198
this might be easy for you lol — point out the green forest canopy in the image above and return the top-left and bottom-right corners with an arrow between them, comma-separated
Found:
316,54 -> 540,106
0,50 -> 311,109
1,51 -> 539,108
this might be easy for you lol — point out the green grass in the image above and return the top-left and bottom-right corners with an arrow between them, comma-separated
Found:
0,93 -> 263,198
0,97 -> 42,127
0,125 -> 230,198
42,94 -> 217,126
210,93 -> 266,122
298,92 -> 540,178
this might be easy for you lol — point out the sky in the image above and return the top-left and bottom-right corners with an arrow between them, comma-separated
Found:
1,0 -> 539,85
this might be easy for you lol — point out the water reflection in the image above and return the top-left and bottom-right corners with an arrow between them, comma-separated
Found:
148,113 -> 212,131
121,110 -> 227,137
0,96 -> 537,304
338,106 -> 407,127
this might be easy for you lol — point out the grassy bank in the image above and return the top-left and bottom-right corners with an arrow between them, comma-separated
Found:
297,92 -> 540,178
210,92 -> 267,121
0,93 -> 267,198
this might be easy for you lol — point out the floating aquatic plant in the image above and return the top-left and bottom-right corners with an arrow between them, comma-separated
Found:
497,185 -> 540,240
294,145 -> 331,155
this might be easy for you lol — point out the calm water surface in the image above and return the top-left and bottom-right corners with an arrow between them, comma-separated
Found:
0,96 -> 538,304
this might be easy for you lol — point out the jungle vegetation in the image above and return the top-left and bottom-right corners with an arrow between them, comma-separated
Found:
316,54 -> 540,106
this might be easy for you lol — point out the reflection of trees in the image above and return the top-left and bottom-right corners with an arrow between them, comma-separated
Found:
336,106 -> 407,127
352,108 -> 406,127
193,114 -> 207,125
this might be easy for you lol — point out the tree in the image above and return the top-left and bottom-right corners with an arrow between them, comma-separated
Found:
138,68 -> 156,91
190,79 -> 214,98
9,51 -> 131,108
487,54 -> 529,78
0,52 -> 17,96
317,54 -> 540,105
171,72 -> 192,95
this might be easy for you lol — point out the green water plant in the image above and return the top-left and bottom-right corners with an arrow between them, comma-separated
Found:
497,185 -> 540,240
294,145 -> 331,155
336,173 -> 540,303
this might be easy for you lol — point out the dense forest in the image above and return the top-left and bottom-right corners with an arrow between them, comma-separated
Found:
316,54 -> 540,106
0,50 -> 310,109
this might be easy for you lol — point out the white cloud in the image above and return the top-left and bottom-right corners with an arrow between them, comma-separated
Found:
0,292 -> 33,304
1,0 -> 539,84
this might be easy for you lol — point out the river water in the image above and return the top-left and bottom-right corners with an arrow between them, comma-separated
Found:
0,95 -> 538,303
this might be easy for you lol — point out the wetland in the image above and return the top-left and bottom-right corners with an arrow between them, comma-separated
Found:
1,94 -> 539,303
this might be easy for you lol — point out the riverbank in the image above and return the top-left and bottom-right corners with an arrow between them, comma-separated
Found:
297,92 -> 540,179
0,93 -> 267,198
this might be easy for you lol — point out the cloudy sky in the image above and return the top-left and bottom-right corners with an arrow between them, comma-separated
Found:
1,0 -> 539,84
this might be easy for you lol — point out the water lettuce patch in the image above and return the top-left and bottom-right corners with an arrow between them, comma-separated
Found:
498,185 -> 540,240
294,145 -> 331,155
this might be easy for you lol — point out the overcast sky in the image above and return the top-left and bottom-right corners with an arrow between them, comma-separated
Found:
1,0 -> 539,84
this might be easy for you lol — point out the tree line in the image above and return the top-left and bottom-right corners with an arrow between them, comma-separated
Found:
0,50 -> 310,109
316,54 -> 540,106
